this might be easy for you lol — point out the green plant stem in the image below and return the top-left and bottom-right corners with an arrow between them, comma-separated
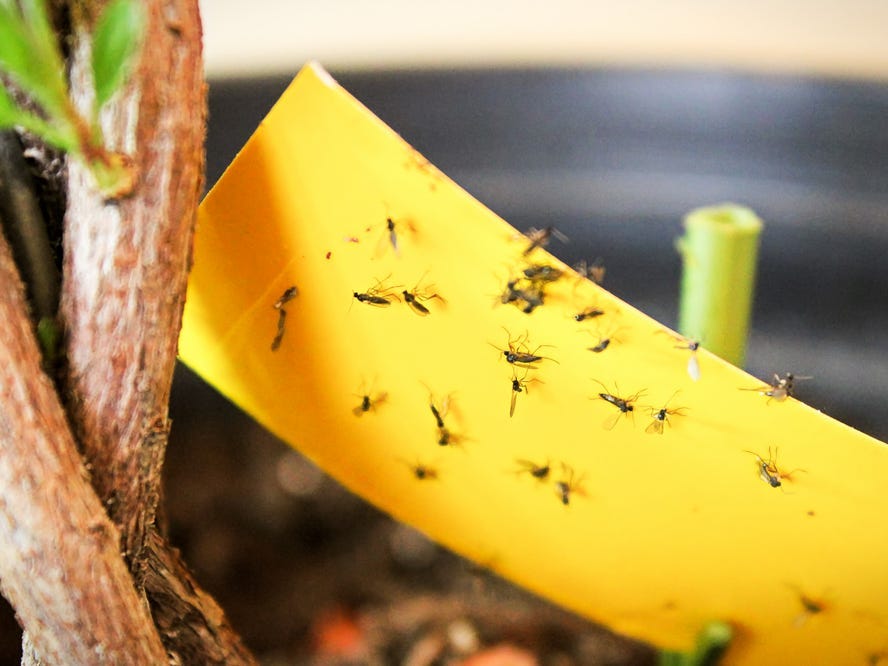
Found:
659,621 -> 733,666
677,203 -> 763,367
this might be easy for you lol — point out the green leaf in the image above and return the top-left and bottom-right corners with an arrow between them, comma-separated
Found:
19,0 -> 56,55
91,0 -> 145,109
0,83 -> 19,126
0,1 -> 81,157
0,1 -> 69,119
0,5 -> 36,85
0,90 -> 79,154
36,316 -> 61,367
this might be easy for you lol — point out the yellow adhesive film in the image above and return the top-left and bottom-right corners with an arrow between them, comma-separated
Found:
180,63 -> 888,664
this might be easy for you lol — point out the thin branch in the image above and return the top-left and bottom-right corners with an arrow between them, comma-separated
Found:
0,226 -> 167,664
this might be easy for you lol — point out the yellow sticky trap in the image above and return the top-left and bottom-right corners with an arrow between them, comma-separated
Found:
180,63 -> 888,664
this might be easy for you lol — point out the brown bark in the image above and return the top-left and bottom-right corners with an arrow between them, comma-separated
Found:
61,0 -> 204,575
53,0 -> 256,662
143,530 -> 258,664
0,229 -> 168,663
1,1 -> 261,663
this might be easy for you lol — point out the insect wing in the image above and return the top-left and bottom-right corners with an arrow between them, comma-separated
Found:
645,418 -> 664,435
517,352 -> 543,364
388,221 -> 399,255
760,465 -> 782,487
602,409 -> 622,431
687,354 -> 701,381
589,264 -> 605,284
767,386 -> 789,401
373,392 -> 388,409
510,386 -> 518,417
373,218 -> 399,258
515,459 -> 549,480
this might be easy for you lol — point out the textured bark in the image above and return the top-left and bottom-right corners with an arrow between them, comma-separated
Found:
0,230 -> 168,663
55,0 -> 257,662
61,0 -> 204,575
0,1 -> 257,660
143,531 -> 258,664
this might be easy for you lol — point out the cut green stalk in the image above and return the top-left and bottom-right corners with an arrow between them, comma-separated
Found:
677,204 -> 763,366
658,621 -> 732,666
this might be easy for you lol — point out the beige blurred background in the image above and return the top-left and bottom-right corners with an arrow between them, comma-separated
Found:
200,0 -> 888,79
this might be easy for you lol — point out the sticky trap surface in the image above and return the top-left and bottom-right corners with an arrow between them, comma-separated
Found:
180,63 -> 888,664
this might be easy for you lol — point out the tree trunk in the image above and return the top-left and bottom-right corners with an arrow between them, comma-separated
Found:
0,229 -> 168,665
0,0 -> 258,662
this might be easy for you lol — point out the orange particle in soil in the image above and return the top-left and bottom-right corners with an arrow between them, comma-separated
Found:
310,606 -> 366,659
458,644 -> 539,666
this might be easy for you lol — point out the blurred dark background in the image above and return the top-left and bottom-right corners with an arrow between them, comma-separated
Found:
2,68 -> 886,664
